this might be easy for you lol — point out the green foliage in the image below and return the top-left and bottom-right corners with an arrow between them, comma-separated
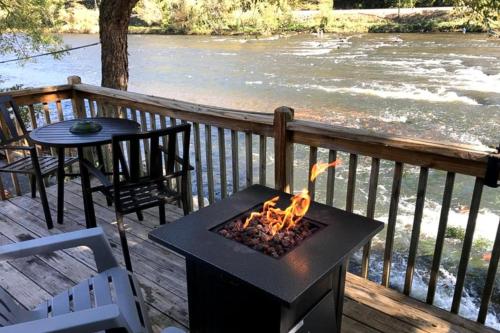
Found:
392,0 -> 418,8
11,0 -> 495,37
333,0 -> 417,9
473,237 -> 492,253
233,0 -> 294,34
0,0 -> 65,60
150,0 -> 294,35
314,3 -> 389,33
454,0 -> 500,31
59,4 -> 99,33
133,0 -> 168,27
445,226 -> 466,240
167,0 -> 235,34
368,10 -> 485,32
416,0 -> 454,6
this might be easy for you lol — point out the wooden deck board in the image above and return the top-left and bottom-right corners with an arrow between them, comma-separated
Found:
0,179 -> 496,333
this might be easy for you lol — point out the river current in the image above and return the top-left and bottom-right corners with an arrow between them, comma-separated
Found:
1,32 -> 499,328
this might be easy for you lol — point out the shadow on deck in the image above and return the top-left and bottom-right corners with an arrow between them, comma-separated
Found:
0,179 -> 496,333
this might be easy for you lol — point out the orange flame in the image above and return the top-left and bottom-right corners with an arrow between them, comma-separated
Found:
310,160 -> 341,182
243,160 -> 339,236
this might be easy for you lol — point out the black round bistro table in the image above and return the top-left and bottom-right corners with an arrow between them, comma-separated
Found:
30,118 -> 141,228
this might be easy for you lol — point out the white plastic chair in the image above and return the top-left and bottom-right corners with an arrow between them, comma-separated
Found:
0,227 -> 152,333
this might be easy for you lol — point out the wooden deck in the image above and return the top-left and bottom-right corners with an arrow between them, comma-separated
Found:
0,179 -> 497,333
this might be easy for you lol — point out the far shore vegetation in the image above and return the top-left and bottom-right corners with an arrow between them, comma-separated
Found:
56,0 -> 499,36
0,0 -> 498,91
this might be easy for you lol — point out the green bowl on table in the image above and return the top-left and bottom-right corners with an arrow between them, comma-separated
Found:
69,120 -> 102,134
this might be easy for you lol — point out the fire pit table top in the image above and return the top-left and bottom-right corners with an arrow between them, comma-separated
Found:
149,185 -> 384,305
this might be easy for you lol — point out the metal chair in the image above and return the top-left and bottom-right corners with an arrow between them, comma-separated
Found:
90,124 -> 192,271
0,227 -> 152,333
0,95 -> 77,229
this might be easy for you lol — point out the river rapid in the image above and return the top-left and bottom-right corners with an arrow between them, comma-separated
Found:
1,32 -> 499,328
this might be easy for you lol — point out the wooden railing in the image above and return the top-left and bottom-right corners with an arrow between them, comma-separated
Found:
1,76 -> 499,326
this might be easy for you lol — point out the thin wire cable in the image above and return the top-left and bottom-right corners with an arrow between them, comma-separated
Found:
0,42 -> 100,64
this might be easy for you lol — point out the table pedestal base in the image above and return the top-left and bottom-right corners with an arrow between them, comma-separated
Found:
185,258 -> 346,333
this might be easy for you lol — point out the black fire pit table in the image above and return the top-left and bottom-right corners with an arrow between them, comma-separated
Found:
149,185 -> 383,333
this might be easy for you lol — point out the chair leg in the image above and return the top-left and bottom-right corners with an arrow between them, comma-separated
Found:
116,213 -> 133,272
30,175 -> 36,198
181,189 -> 189,216
96,145 -> 106,173
36,175 -> 53,229
30,150 -> 53,229
96,145 -> 113,207
136,210 -> 144,221
181,176 -> 190,216
181,195 -> 189,216
56,147 -> 65,225
159,204 -> 166,225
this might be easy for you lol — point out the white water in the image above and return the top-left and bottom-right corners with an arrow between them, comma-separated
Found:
295,82 -> 481,105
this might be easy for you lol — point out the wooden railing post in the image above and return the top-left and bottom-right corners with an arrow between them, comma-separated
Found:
274,106 -> 294,193
67,76 -> 85,118
68,76 -> 98,166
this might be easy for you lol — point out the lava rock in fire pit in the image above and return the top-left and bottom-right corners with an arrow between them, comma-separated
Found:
217,214 -> 320,258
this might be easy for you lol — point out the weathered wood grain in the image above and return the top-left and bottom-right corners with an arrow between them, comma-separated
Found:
346,153 -> 358,212
427,171 -> 455,305
0,85 -> 72,105
478,217 -> 500,323
289,120 -> 496,179
74,83 -> 274,136
307,146 -> 318,201
274,107 -> 294,193
452,177 -> 484,314
245,132 -> 253,188
231,129 -> 239,194
259,135 -> 267,186
325,149 -> 337,206
361,157 -> 380,279
404,166 -> 429,295
205,125 -> 215,204
382,162 -> 403,287
0,181 -> 497,333
347,274 -> 498,333
193,122 -> 204,209
218,128 -> 228,199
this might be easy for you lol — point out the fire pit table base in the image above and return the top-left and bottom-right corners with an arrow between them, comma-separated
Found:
149,186 -> 383,333
186,258 -> 346,333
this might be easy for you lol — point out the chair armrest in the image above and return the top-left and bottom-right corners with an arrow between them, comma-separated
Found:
0,304 -> 123,333
158,145 -> 194,170
0,227 -> 118,272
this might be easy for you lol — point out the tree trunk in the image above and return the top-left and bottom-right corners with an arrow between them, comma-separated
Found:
99,0 -> 138,90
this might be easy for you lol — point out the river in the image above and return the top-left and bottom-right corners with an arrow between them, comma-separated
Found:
1,32 -> 499,328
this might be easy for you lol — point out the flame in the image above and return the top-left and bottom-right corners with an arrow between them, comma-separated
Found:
243,160 -> 339,236
310,160 -> 341,182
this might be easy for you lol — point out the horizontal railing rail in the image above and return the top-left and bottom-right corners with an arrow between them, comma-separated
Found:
289,119 -> 496,178
73,83 -> 275,136
3,84 -> 73,105
1,76 -> 499,328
